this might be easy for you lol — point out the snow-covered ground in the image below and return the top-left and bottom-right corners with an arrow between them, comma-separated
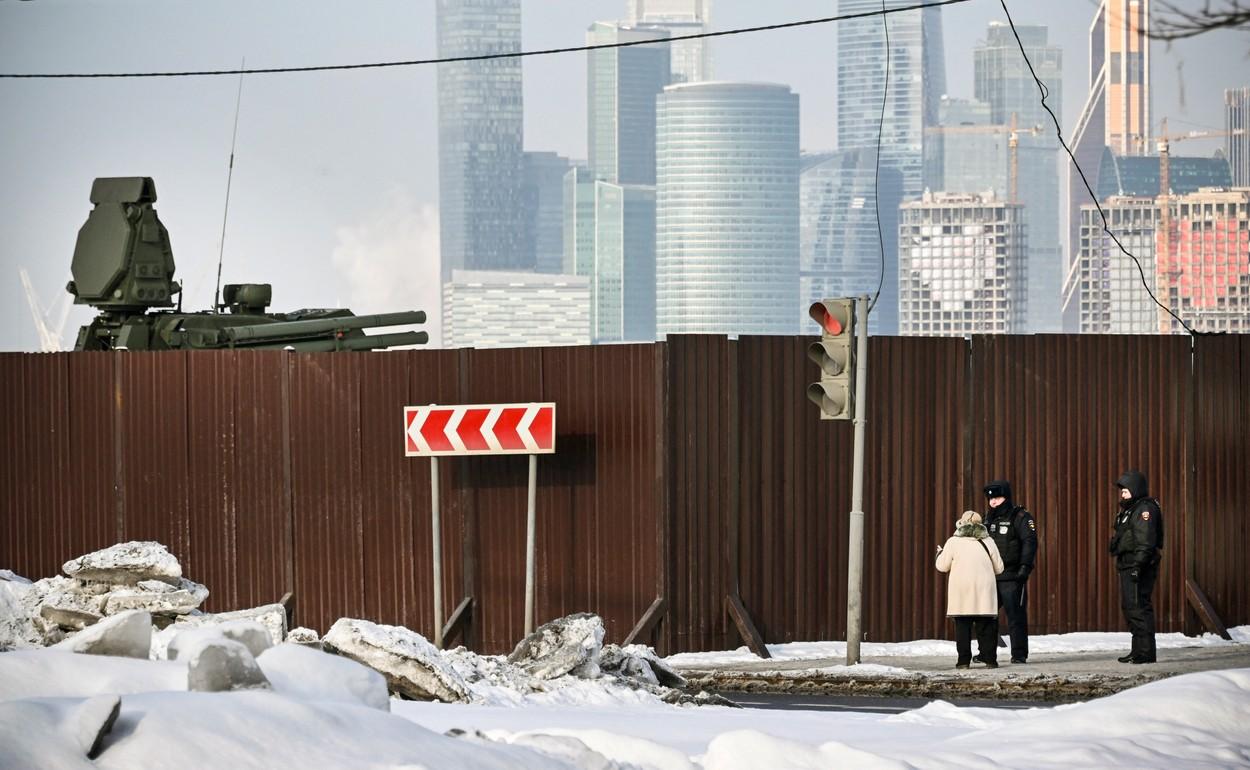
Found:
666,626 -> 1250,667
3,633 -> 1249,769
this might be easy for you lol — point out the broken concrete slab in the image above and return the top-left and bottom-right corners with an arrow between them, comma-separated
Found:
61,541 -> 182,586
185,637 -> 271,693
102,578 -> 209,617
323,618 -> 471,703
52,610 -> 152,659
508,613 -> 605,680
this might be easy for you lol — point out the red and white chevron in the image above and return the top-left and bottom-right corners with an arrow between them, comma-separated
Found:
404,402 -> 556,456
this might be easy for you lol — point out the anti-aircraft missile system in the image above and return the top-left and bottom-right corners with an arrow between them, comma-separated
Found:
66,177 -> 428,351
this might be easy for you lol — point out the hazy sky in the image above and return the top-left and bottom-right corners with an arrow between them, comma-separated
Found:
1,0 -> 1246,351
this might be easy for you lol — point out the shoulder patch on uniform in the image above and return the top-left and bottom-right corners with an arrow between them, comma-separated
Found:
1141,510 -> 1151,521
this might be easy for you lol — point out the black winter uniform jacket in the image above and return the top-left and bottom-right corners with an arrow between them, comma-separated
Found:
984,479 -> 1038,581
1110,470 -> 1164,572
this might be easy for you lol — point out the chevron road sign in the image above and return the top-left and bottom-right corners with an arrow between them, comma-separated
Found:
404,402 -> 556,456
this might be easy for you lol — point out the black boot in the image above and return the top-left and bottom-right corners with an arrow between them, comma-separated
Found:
1117,653 -> 1135,663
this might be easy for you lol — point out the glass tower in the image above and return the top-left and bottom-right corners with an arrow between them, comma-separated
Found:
436,0 -> 526,280
626,0 -> 711,84
800,150 -> 903,334
587,22 -> 671,185
523,151 -> 572,275
569,22 -> 668,342
837,0 -> 946,333
1227,87 -> 1250,188
1067,0 -> 1152,329
656,82 -> 800,336
974,22 -> 1063,333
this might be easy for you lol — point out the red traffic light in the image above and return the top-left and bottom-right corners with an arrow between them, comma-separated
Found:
822,313 -> 843,336
809,300 -> 853,336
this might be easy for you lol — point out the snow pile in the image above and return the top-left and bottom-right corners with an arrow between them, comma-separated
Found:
257,642 -> 391,712
4,542 -> 711,712
667,627 -> 1250,667
152,603 -> 288,659
397,667 -> 1250,769
0,645 -> 624,769
0,694 -> 122,770
321,615 -> 712,708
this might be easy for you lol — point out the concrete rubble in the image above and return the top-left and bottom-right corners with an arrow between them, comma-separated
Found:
52,610 -> 153,659
509,612 -> 605,680
3,541 -> 730,708
1,542 -> 210,652
322,618 -> 473,703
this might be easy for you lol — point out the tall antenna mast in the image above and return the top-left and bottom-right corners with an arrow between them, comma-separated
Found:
214,57 -> 246,313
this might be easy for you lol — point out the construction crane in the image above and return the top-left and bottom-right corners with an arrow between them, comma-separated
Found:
19,267 -> 72,352
925,113 -> 1043,204
1154,117 -> 1247,331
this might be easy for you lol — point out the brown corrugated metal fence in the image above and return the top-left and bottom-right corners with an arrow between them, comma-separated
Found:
1,335 -> 1246,655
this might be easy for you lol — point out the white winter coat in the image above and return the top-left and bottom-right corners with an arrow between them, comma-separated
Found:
935,522 -> 1005,616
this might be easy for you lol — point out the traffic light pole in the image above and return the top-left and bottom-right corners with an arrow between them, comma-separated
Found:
846,294 -> 869,666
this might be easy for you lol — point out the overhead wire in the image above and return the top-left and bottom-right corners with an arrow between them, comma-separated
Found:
869,0 -> 891,317
997,0 -> 1200,336
0,0 -> 971,79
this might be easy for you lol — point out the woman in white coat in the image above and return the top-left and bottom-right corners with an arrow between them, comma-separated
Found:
936,510 -> 1005,668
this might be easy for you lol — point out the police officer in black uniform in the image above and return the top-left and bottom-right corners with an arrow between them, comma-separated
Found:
983,480 -> 1037,664
1110,469 -> 1164,664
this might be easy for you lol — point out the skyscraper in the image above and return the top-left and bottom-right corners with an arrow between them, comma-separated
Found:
436,0 -> 526,280
924,96 -> 999,194
898,192 -> 1028,336
1227,87 -> 1250,187
1075,188 -> 1250,334
522,152 -> 572,275
974,22 -> 1063,333
1075,197 -> 1159,334
587,22 -> 671,185
800,150 -> 903,333
1158,187 -> 1250,334
836,0 -> 946,333
570,22 -> 668,342
1068,0 -> 1151,317
589,183 -> 658,342
837,0 -> 946,200
656,82 -> 800,336
626,0 -> 711,84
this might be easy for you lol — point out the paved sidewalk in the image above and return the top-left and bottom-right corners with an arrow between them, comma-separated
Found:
673,645 -> 1250,703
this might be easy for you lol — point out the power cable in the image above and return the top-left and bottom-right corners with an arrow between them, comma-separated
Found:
997,0 -> 1200,336
868,0 -> 890,317
0,0 -> 971,79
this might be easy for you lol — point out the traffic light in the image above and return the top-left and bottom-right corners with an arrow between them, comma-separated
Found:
806,298 -> 857,420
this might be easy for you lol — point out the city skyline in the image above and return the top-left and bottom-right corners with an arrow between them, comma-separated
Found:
1,0 -> 1247,351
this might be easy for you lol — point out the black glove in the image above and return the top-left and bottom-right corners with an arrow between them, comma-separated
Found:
1016,566 -> 1032,581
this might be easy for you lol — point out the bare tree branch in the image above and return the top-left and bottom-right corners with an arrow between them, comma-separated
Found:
1151,0 -> 1250,41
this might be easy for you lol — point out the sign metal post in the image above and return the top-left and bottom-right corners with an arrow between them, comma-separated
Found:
405,402 -> 556,646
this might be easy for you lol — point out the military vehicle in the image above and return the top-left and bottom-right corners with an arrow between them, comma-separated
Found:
66,177 -> 429,351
